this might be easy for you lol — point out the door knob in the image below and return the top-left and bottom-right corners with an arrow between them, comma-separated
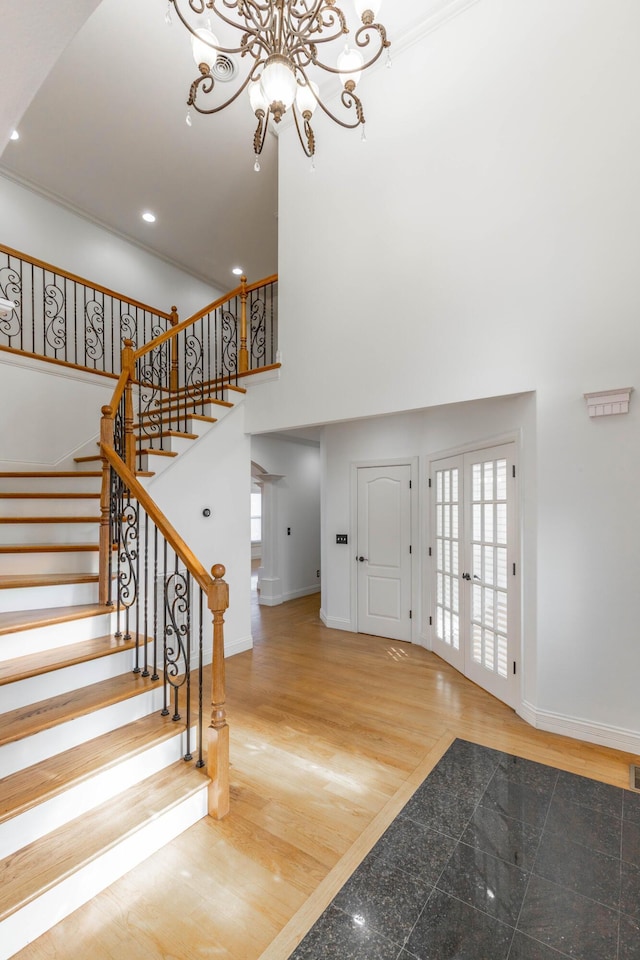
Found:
358,556 -> 368,562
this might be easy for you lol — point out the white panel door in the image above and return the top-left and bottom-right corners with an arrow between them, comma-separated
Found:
431,444 -> 519,708
357,465 -> 412,642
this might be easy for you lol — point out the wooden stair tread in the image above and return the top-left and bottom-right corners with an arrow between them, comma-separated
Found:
134,430 -> 198,441
0,762 -> 208,923
0,573 -> 99,590
189,414 -> 218,424
0,493 -> 100,500
0,602 -> 109,637
138,448 -> 177,458
0,543 -> 100,554
0,670 -> 163,748
0,516 -> 100,524
0,633 -> 149,686
138,397 -> 233,419
0,472 -> 102,479
0,711 -> 190,824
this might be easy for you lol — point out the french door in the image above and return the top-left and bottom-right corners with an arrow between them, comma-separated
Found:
431,443 -> 519,708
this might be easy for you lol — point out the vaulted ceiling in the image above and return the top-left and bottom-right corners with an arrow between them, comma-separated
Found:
0,0 -> 475,290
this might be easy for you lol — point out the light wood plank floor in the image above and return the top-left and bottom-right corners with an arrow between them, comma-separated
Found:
15,591 -> 638,960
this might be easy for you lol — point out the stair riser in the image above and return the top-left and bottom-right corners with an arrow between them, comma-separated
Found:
139,435 -> 195,455
0,686 -> 166,779
1,643 -> 155,713
0,726 -> 197,860
0,550 -> 100,575
0,580 -> 98,612
0,477 -> 101,494
0,498 -> 101,519
0,613 -> 116,659
138,452 -> 173,476
0,786 -> 208,960
0,522 -> 99,546
185,416 -> 216,437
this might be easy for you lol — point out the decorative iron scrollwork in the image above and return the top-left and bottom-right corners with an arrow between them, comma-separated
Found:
120,311 -> 137,346
185,333 -> 204,388
250,296 -> 266,364
0,267 -> 21,339
117,498 -> 139,609
44,283 -> 66,352
221,308 -> 237,375
85,299 -> 105,361
164,570 -> 191,714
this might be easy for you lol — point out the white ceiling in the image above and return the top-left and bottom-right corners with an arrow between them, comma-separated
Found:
0,0 -> 474,291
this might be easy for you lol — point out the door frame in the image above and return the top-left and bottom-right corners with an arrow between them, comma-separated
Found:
424,432 -> 523,707
349,457 -> 420,644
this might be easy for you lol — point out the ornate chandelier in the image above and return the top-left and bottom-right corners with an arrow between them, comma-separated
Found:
167,0 -> 391,168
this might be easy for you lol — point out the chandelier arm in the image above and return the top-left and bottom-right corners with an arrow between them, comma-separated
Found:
171,0 -> 269,56
285,8 -> 348,57
291,104 -> 315,158
187,69 -> 257,115
285,2 -> 346,46
253,109 -> 270,155
309,87 -> 366,131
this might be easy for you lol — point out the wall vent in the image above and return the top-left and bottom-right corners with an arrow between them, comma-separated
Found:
630,765 -> 640,792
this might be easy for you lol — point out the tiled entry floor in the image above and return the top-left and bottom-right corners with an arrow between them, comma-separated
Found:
288,740 -> 640,960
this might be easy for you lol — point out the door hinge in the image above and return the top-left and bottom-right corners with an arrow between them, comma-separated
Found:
512,464 -> 516,479
429,615 -> 433,626
428,478 -> 432,488
409,544 -> 412,554
428,546 -> 432,557
409,479 -> 412,489
513,661 -> 517,675
513,562 -> 517,576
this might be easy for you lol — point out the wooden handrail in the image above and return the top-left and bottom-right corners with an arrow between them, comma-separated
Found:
0,242 -> 174,321
100,439 -> 213,594
132,273 -> 278,363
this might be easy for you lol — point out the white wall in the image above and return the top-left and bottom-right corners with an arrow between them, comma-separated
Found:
251,434 -> 321,603
0,176 -> 221,318
0,352 -> 113,470
246,0 -> 640,752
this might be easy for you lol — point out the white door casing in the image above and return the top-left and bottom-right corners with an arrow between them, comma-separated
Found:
431,443 -> 519,708
356,464 -> 412,642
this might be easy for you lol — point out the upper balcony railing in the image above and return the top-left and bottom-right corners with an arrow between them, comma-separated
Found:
0,242 -> 175,376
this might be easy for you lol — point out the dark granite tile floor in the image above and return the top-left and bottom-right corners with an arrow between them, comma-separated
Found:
288,739 -> 640,960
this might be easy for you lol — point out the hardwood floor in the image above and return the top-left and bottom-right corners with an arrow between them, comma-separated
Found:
14,591 -> 638,960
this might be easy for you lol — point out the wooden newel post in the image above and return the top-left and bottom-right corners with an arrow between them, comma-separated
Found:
206,563 -> 230,819
239,275 -> 249,374
99,406 -> 114,606
122,338 -> 136,473
169,306 -> 179,393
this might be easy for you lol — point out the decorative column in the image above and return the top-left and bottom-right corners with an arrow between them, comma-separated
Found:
256,473 -> 284,606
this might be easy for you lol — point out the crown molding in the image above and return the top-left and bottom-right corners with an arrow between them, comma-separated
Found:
393,0 -> 484,58
0,167 -> 225,292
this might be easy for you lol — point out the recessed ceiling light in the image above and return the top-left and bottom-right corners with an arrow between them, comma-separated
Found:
142,211 -> 156,223
232,266 -> 243,276
9,130 -> 19,141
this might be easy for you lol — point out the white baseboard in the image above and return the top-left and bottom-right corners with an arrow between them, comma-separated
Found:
319,608 -> 353,632
282,585 -> 320,602
225,635 -> 253,657
518,700 -> 640,756
258,594 -> 283,607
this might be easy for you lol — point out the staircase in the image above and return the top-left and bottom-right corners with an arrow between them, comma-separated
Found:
0,390 -> 242,958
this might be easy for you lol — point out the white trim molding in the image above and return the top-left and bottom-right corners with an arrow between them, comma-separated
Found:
519,700 -> 640,756
584,387 -> 632,418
